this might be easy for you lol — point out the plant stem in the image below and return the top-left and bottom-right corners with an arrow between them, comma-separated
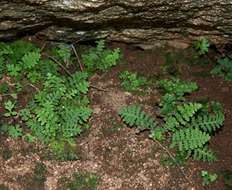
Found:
71,44 -> 84,72
153,139 -> 193,186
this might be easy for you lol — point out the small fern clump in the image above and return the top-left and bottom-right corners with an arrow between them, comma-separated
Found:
193,37 -> 210,55
159,78 -> 198,116
119,71 -> 148,92
23,71 -> 92,144
118,105 -> 157,131
118,77 -> 225,163
211,57 -> 232,81
0,39 -> 103,159
82,40 -> 121,73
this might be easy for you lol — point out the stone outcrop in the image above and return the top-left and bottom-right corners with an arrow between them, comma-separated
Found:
1,0 -> 232,48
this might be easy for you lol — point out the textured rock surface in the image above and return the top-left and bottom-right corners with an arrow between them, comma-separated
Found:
1,0 -> 232,48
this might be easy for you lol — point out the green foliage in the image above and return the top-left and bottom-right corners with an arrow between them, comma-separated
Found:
119,77 -> 224,163
159,78 -> 198,116
59,172 -> 100,190
193,38 -> 210,55
32,162 -> 47,186
0,39 -> 108,159
170,128 -> 210,151
82,40 -> 121,72
190,112 -> 224,133
0,184 -> 9,190
164,103 -> 202,131
1,124 -> 23,138
119,71 -> 148,92
53,44 -> 72,64
27,72 -> 92,144
192,146 -> 217,162
221,170 -> 232,190
0,82 -> 9,94
211,57 -> 232,81
149,127 -> 166,141
201,170 -> 218,186
159,78 -> 198,97
4,100 -> 17,117
118,105 -> 157,131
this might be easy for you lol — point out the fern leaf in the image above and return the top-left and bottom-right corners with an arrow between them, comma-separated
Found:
177,103 -> 202,122
164,103 -> 202,131
192,146 -> 217,162
171,128 -> 210,151
21,50 -> 41,69
119,105 -> 156,130
69,72 -> 89,94
190,112 -> 224,133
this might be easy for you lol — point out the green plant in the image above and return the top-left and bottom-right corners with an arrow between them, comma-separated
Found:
119,78 -> 224,163
221,170 -> 232,190
201,170 -> 218,186
59,172 -> 100,190
0,184 -> 9,190
0,39 -> 98,158
4,100 -> 17,117
158,78 -> 198,116
1,124 -> 23,138
32,162 -> 47,185
211,57 -> 232,81
118,105 -> 157,131
82,40 -> 121,73
159,78 -> 198,98
119,71 -> 148,92
26,72 -> 92,144
0,82 -> 9,94
193,38 -> 210,55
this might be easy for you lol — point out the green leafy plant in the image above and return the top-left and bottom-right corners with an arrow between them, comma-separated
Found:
118,105 -> 157,131
221,170 -> 232,190
26,72 -> 92,144
58,172 -> 100,190
211,57 -> 232,81
119,71 -> 148,92
158,78 -> 198,116
0,39 -> 101,159
193,38 -> 210,55
0,82 -> 9,94
201,170 -> 218,186
4,100 -> 17,117
119,78 -> 224,163
1,124 -> 23,138
159,78 -> 198,98
82,40 -> 121,73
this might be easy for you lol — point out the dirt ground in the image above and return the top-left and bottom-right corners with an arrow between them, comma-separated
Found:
0,41 -> 231,190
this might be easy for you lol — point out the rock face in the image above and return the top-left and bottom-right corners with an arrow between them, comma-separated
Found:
1,0 -> 232,48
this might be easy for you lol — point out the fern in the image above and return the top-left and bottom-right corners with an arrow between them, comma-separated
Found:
164,103 -> 202,131
159,78 -> 198,97
192,146 -> 217,162
170,128 -> 210,151
119,105 -> 157,130
21,50 -> 41,70
82,40 -> 121,73
193,38 -> 210,55
211,57 -> 232,81
119,71 -> 148,92
190,112 -> 224,133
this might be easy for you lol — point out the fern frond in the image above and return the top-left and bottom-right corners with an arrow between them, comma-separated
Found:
118,105 -> 156,130
21,50 -> 41,69
68,72 -> 89,95
159,78 -> 198,97
171,128 -> 210,151
190,112 -> 224,133
164,103 -> 202,131
192,146 -> 217,162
